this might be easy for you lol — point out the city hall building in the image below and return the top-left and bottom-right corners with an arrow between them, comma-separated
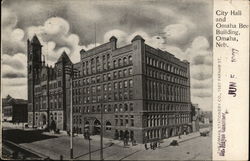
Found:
27,34 -> 191,143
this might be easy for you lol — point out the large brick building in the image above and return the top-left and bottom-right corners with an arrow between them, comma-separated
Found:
27,34 -> 191,143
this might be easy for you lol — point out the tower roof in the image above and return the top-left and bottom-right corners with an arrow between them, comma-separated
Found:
131,35 -> 145,42
109,36 -> 117,42
56,51 -> 72,64
31,35 -> 41,45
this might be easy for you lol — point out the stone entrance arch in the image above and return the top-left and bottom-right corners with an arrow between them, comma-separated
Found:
93,119 -> 101,135
39,114 -> 47,128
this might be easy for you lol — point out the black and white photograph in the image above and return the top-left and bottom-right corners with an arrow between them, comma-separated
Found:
1,0 -> 213,160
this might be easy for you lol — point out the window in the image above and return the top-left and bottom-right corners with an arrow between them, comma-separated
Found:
97,85 -> 101,93
106,121 -> 112,130
124,104 -> 128,111
112,71 -> 117,79
114,92 -> 118,100
130,103 -> 134,111
128,55 -> 132,64
118,59 -> 122,66
129,80 -> 133,88
119,104 -> 123,112
103,74 -> 107,81
119,70 -> 122,77
119,82 -> 123,89
58,81 -> 61,87
123,57 -> 128,65
91,86 -> 96,93
104,84 -> 107,91
123,69 -> 127,76
108,83 -> 111,91
107,73 -> 111,80
131,119 -> 134,126
91,77 -> 96,83
96,75 -> 100,83
129,68 -> 133,75
114,104 -> 118,112
113,60 -> 117,68
114,82 -> 118,89
124,80 -> 128,88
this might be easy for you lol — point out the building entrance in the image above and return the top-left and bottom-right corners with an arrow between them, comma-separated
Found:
93,119 -> 101,135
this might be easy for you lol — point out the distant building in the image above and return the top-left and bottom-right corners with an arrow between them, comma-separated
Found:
200,111 -> 212,124
2,95 -> 28,123
191,104 -> 200,132
27,35 -> 192,143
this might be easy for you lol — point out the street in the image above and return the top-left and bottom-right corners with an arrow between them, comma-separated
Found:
3,122 -> 212,160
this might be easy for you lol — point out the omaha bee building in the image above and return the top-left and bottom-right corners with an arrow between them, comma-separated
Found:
27,34 -> 192,143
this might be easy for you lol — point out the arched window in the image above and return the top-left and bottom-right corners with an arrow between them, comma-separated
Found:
114,104 -> 118,112
124,103 -> 128,111
106,121 -> 112,130
123,57 -> 128,65
118,59 -> 122,66
128,55 -> 132,64
130,103 -> 133,111
119,104 -> 123,112
113,60 -> 117,68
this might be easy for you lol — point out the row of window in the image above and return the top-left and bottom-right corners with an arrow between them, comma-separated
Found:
73,89 -> 134,105
146,114 -> 190,127
146,67 -> 188,85
81,55 -> 132,76
146,80 -> 189,102
146,103 -> 190,112
146,56 -> 187,77
73,79 -> 133,96
72,68 -> 133,87
35,81 -> 62,93
73,103 -> 134,113
115,118 -> 134,127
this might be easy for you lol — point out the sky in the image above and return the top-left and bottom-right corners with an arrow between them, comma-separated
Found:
1,0 -> 213,111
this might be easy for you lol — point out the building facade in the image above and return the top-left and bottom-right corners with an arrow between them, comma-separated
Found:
2,95 -> 28,123
27,35 -> 72,130
27,35 -> 191,143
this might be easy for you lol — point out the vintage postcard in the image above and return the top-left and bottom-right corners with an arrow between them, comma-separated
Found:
1,0 -> 249,160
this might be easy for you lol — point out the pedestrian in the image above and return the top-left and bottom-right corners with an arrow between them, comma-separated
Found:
150,142 -> 153,149
153,142 -> 157,150
144,142 -> 148,150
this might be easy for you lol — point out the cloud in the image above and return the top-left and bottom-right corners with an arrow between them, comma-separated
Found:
163,24 -> 189,44
2,53 -> 26,69
1,64 -> 26,79
103,29 -> 127,46
2,8 -> 26,56
192,91 -> 212,98
1,78 -> 27,99
1,53 -> 27,79
191,78 -> 212,89
26,17 -> 84,65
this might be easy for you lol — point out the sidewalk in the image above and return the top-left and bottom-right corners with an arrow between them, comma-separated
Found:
42,127 -> 210,150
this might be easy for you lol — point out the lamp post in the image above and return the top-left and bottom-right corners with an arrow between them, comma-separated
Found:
65,64 -> 78,160
86,130 -> 92,160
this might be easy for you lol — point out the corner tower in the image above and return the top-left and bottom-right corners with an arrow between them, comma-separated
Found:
27,35 -> 43,127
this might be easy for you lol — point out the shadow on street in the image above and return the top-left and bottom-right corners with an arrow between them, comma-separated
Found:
3,129 -> 58,144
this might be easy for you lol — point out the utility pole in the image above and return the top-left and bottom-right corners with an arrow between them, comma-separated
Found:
100,102 -> 103,160
70,66 -> 73,159
65,64 -> 77,160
